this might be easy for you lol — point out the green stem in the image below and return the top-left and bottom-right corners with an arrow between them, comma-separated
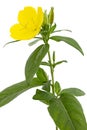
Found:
48,49 -> 58,130
48,50 -> 55,94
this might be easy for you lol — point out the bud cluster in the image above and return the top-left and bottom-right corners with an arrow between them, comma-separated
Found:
43,7 -> 54,26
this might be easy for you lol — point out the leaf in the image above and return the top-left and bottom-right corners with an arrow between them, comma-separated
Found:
52,51 -> 55,63
53,29 -> 72,33
36,67 -> 48,83
53,60 -> 67,67
55,81 -> 61,95
60,88 -> 85,96
0,81 -> 28,107
25,44 -> 49,84
3,40 -> 20,47
48,98 -> 75,130
42,80 -> 51,92
33,89 -> 87,130
48,94 -> 87,130
60,93 -> 87,130
41,61 -> 50,66
0,78 -> 43,107
50,36 -> 84,55
28,39 -> 41,46
33,89 -> 55,105
30,78 -> 44,87
50,24 -> 56,33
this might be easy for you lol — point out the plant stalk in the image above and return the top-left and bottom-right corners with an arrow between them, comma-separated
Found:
48,50 -> 58,130
48,50 -> 55,94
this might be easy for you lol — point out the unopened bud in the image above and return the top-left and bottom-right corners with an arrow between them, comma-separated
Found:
42,10 -> 48,26
48,7 -> 54,25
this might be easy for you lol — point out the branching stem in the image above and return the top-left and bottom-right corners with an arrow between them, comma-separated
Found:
48,50 -> 58,130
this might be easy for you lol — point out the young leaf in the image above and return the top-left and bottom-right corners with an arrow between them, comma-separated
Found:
50,36 -> 84,55
55,81 -> 61,95
42,80 -> 51,92
52,51 -> 55,63
50,24 -> 56,34
48,94 -> 87,130
25,44 -> 49,84
53,29 -> 72,33
60,87 -> 85,96
53,60 -> 67,67
33,89 -> 55,105
0,78 -> 43,107
28,39 -> 41,46
36,67 -> 48,83
4,40 -> 20,47
41,61 -> 50,66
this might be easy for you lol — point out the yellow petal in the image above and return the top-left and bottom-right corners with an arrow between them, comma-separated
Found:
10,24 -> 40,40
36,7 -> 43,27
10,6 -> 43,40
18,6 -> 37,26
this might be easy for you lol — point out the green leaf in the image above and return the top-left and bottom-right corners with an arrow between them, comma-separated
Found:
41,61 -> 50,66
48,94 -> 87,130
0,81 -> 28,107
48,98 -> 75,130
4,40 -> 20,47
36,67 -> 48,83
60,88 -> 85,96
53,60 -> 67,67
55,81 -> 61,95
53,29 -> 72,33
42,80 -> 51,92
50,36 -> 84,55
33,89 -> 55,105
28,39 -> 41,46
25,44 -> 49,84
30,78 -> 44,87
60,93 -> 87,130
50,24 -> 56,33
0,78 -> 43,107
52,51 -> 55,63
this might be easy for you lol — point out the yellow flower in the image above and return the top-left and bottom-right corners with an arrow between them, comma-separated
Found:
10,6 -> 43,40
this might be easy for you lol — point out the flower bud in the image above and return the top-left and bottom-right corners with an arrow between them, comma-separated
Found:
42,10 -> 48,26
48,7 -> 54,25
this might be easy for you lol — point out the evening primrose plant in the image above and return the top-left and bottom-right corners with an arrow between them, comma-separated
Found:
0,6 -> 87,130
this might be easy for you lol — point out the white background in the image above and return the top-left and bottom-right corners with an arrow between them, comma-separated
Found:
0,0 -> 87,130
